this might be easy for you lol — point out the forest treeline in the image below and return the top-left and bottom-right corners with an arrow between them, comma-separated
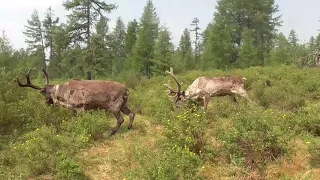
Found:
0,0 -> 319,80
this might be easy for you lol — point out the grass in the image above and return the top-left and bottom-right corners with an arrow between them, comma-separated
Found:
2,65 -> 320,179
76,115 -> 164,180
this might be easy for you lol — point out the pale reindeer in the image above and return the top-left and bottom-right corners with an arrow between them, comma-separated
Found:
164,67 -> 253,111
16,68 -> 135,136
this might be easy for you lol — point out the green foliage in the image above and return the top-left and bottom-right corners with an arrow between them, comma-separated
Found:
127,145 -> 203,180
129,76 -> 172,117
62,111 -> 111,141
164,107 -> 210,155
49,24 -> 69,78
202,20 -> 234,69
288,29 -> 299,47
0,33 -> 16,69
287,104 -> 320,136
151,28 -> 174,75
23,10 -> 45,68
190,17 -> 201,67
131,0 -> 159,78
4,0 -> 320,178
55,155 -> 87,180
266,33 -> 292,66
203,0 -> 281,69
110,17 -> 127,76
43,7 -> 59,61
237,29 -> 259,68
215,106 -> 290,171
9,126 -> 65,175
178,28 -> 194,70
63,0 -> 117,79
251,78 -> 306,110
125,19 -> 138,57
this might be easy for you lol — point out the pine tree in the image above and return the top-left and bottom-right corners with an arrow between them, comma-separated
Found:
199,22 -> 213,57
0,30 -> 12,54
190,17 -> 201,66
125,19 -> 138,56
50,24 -> 70,78
88,17 -> 112,78
23,10 -> 46,69
0,31 -> 14,68
267,33 -> 291,65
238,29 -> 258,68
151,28 -> 174,75
288,29 -> 299,47
63,0 -> 117,79
288,29 -> 299,61
95,16 -> 109,42
202,19 -> 234,69
110,17 -> 127,75
43,7 -> 59,62
131,0 -> 159,78
308,36 -> 316,51
203,0 -> 281,69
178,28 -> 194,70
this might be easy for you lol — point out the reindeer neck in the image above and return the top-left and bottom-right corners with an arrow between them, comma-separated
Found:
46,85 -> 58,95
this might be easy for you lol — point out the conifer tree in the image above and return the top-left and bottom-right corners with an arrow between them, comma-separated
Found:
131,0 -> 159,78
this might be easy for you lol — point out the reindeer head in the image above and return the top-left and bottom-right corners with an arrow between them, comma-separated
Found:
16,68 -> 55,105
164,67 -> 187,108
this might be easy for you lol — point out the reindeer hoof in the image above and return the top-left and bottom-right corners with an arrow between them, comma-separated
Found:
109,131 -> 116,136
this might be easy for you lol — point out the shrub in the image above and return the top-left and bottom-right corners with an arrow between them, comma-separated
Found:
251,78 -> 306,111
62,110 -> 110,140
127,145 -> 203,180
9,126 -> 68,176
215,107 -> 290,172
308,138 -> 320,168
287,104 -> 320,136
164,107 -> 211,155
55,155 -> 87,180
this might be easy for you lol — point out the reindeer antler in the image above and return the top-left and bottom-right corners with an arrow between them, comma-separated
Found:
16,69 -> 42,90
164,80 -> 178,95
41,67 -> 50,85
164,67 -> 183,101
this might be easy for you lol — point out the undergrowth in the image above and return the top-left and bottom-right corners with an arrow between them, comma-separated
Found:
1,65 -> 320,179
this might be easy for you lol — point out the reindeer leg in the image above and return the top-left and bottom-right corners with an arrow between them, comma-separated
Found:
110,112 -> 124,136
232,88 -> 253,104
203,95 -> 211,112
230,94 -> 238,103
120,105 -> 135,130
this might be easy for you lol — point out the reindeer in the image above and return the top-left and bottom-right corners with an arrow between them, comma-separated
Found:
164,67 -> 253,111
16,68 -> 135,136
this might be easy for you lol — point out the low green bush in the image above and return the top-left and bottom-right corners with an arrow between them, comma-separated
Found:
164,106 -> 211,155
287,104 -> 320,136
215,106 -> 290,172
55,155 -> 87,180
8,126 -> 68,176
62,110 -> 111,141
127,145 -> 203,180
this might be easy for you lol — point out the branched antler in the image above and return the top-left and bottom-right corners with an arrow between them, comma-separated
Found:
164,67 -> 183,102
165,67 -> 183,94
16,69 -> 42,90
164,80 -> 178,95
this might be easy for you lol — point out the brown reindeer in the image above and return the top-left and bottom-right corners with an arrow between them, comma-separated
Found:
16,68 -> 135,136
164,67 -> 253,111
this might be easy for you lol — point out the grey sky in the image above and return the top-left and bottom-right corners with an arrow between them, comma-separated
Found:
0,0 -> 319,49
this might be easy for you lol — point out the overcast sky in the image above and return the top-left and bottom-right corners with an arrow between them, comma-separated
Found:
0,0 -> 320,49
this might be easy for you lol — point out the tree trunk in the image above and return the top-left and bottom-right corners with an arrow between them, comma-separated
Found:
87,71 -> 92,80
